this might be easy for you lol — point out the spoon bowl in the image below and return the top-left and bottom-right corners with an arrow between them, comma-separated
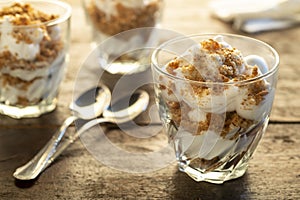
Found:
70,85 -> 111,120
102,90 -> 149,124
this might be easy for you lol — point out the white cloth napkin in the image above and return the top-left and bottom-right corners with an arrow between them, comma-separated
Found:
210,0 -> 300,33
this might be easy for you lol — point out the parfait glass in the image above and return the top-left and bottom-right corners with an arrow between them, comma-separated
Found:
151,34 -> 279,184
0,0 -> 71,118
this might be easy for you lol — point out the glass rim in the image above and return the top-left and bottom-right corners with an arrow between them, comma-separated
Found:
0,0 -> 72,28
151,33 -> 280,85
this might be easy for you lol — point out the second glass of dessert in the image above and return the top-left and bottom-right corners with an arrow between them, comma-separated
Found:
0,1 -> 71,118
83,0 -> 164,75
151,34 -> 279,184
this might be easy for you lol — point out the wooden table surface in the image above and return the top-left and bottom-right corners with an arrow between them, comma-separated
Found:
1,0 -> 299,199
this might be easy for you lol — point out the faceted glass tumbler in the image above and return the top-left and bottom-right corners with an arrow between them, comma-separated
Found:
151,34 -> 279,184
0,0 -> 71,118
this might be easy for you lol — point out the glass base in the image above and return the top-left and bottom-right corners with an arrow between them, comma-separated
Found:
0,98 -> 57,119
177,155 -> 249,184
98,49 -> 151,75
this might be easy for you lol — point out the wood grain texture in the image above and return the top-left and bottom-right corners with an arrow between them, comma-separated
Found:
0,0 -> 299,199
0,124 -> 299,200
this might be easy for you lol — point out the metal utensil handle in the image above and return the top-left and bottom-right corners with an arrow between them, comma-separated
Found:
48,118 -> 110,165
13,116 -> 77,180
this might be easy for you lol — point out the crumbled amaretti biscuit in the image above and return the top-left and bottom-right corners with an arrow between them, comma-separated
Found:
87,1 -> 161,36
0,2 -> 58,24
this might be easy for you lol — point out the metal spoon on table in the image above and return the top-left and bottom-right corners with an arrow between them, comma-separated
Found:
13,89 -> 150,180
13,84 -> 111,181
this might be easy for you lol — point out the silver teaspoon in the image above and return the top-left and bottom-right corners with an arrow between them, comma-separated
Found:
43,90 -> 150,166
13,84 -> 111,180
14,89 -> 149,180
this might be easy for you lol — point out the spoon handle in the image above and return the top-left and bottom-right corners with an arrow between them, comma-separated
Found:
13,116 -> 77,180
47,118 -> 110,167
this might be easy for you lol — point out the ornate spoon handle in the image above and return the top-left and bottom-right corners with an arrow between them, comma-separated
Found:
13,116 -> 77,180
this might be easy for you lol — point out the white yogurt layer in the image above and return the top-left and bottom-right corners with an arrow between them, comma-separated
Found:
0,17 -> 44,61
175,127 -> 256,161
236,85 -> 274,120
0,54 -> 66,105
0,17 -> 61,63
1,65 -> 49,82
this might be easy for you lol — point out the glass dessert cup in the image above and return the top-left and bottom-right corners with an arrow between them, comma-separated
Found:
82,0 -> 164,75
0,1 -> 71,118
151,34 -> 279,184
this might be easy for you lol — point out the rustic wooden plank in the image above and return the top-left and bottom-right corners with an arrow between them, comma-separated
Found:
0,0 -> 299,199
0,124 -> 299,200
